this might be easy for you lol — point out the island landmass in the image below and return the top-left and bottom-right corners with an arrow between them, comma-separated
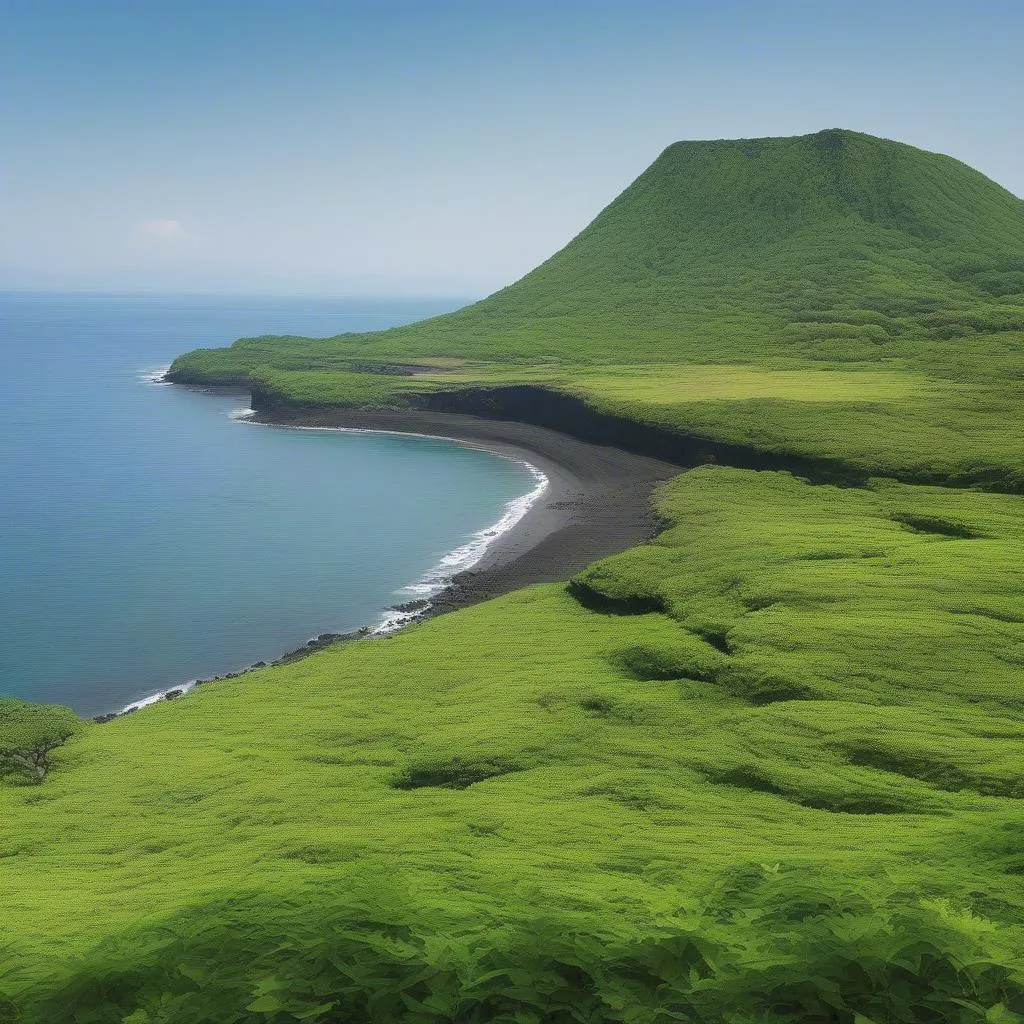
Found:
5,129 -> 1024,1023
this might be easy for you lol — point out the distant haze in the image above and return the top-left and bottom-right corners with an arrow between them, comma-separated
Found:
2,0 -> 1021,296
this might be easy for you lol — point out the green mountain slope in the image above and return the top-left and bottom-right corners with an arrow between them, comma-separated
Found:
169,131 -> 1024,492
172,128 -> 1024,373
443,127 -> 1024,358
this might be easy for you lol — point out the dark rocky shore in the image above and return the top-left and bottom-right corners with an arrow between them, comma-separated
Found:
110,371 -> 882,721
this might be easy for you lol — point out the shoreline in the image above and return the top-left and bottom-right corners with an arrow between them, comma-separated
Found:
248,405 -> 681,609
106,388 -> 680,720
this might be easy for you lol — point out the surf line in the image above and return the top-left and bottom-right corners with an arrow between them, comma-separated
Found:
235,414 -> 550,634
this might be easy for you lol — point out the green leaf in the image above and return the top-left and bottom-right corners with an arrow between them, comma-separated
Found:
245,994 -> 285,1013
293,1003 -> 337,1021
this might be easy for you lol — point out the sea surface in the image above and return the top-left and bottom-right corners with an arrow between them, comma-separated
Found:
0,293 -> 539,716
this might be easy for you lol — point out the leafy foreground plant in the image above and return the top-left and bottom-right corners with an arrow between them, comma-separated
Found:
13,876 -> 1024,1024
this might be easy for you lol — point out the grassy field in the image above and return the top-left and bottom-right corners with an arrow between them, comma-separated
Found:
5,129 -> 1024,1021
4,469 -> 1024,1021
245,360 -> 1024,492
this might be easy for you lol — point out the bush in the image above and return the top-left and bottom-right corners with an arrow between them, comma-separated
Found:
610,637 -> 725,681
18,879 -> 1024,1023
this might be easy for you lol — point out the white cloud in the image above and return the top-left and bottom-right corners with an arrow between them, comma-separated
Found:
138,218 -> 187,240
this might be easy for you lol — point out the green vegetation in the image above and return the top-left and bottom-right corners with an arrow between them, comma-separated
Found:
172,130 -> 1024,492
4,471 -> 1024,1020
249,366 -> 429,408
0,698 -> 82,784
5,130 -> 1024,1020
171,129 -> 1024,374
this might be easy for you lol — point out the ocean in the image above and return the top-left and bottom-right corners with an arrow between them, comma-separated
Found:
0,292 -> 540,716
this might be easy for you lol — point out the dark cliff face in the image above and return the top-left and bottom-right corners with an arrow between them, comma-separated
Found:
249,380 -> 869,487
413,385 -> 869,485
248,378 -> 1024,494
165,367 -> 252,388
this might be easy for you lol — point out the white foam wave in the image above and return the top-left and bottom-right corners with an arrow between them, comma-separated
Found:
230,407 -> 255,420
371,461 -> 549,634
138,365 -> 171,385
371,607 -> 426,635
119,680 -> 197,715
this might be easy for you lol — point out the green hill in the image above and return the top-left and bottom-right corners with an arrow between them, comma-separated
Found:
170,130 -> 1024,491
172,128 -> 1024,373
436,127 -> 1024,361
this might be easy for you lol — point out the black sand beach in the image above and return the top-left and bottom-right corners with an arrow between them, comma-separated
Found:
251,406 -> 682,613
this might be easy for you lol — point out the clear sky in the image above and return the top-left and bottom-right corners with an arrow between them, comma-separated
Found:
1,0 -> 1021,295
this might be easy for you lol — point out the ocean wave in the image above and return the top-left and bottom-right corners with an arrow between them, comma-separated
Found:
118,680 -> 196,715
371,460 -> 549,634
138,366 -> 171,385
230,407 -> 255,419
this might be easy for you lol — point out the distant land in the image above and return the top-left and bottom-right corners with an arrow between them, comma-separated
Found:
5,130 -> 1024,1022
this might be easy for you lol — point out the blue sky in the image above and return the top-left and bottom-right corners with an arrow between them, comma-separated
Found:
1,0 -> 1021,294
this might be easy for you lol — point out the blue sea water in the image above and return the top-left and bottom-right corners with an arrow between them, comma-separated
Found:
0,293 -> 538,716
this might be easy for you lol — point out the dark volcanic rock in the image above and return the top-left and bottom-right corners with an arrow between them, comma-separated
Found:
275,632 -> 350,665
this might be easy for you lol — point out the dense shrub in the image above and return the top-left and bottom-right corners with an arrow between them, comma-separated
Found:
17,879 -> 1024,1024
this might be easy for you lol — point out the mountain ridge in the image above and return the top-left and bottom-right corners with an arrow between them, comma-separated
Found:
171,128 -> 1024,374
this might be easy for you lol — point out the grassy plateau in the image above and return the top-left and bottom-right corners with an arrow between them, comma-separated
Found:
4,129 -> 1024,1023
